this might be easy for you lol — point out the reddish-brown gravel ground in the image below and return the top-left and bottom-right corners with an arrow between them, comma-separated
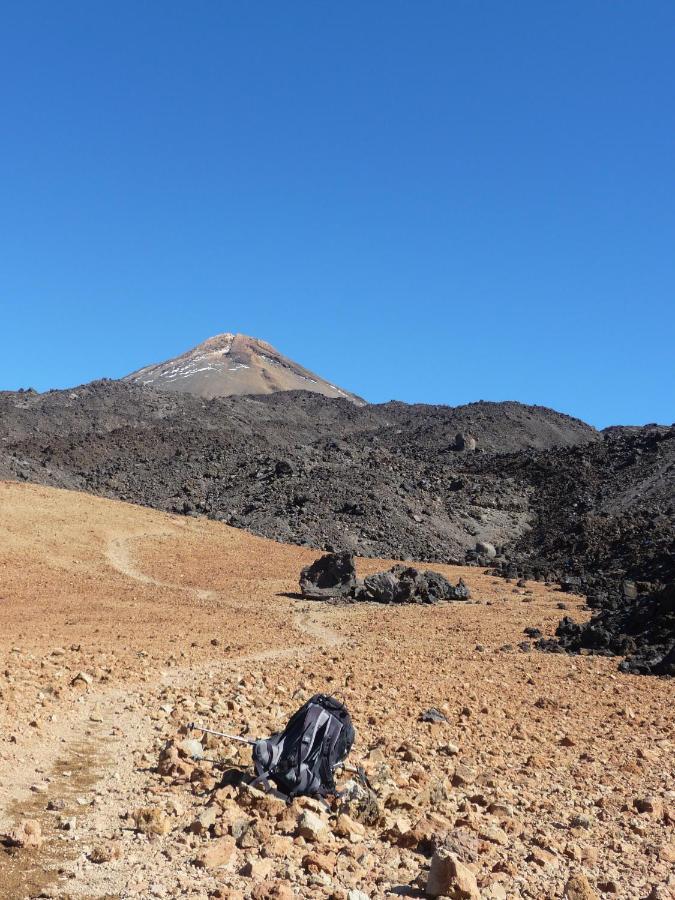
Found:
0,482 -> 673,900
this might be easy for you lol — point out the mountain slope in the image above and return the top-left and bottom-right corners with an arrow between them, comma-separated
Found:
0,381 -> 599,564
123,332 -> 366,404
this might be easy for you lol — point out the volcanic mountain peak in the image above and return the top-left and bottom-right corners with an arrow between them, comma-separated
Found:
123,332 -> 366,404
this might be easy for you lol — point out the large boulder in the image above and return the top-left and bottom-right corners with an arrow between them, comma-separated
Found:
299,551 -> 357,599
359,570 -> 403,603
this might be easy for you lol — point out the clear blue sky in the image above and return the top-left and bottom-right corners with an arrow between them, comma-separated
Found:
1,2 -> 673,427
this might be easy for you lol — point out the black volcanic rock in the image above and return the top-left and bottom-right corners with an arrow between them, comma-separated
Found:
298,553 -> 469,604
299,551 -> 357,599
356,566 -> 470,603
539,583 -> 675,676
0,381 -> 600,566
543,584 -> 675,675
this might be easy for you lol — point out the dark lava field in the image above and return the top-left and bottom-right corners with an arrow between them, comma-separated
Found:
1,381 -> 673,674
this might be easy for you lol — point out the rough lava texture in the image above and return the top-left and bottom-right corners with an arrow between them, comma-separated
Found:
356,565 -> 470,604
541,584 -> 675,676
299,551 -> 359,599
1,483 -> 674,900
481,427 -> 675,674
0,380 -> 599,570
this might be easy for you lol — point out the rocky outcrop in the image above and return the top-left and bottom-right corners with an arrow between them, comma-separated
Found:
538,582 -> 675,676
357,566 -> 470,604
299,553 -> 470,604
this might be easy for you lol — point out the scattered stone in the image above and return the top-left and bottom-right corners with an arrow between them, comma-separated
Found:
302,850 -> 335,874
189,806 -> 217,835
476,541 -> 496,559
241,857 -> 273,879
426,848 -> 480,898
194,836 -> 236,869
335,813 -> 366,843
179,738 -> 205,760
569,813 -> 592,830
296,809 -> 328,842
338,778 -> 382,826
455,433 -> 477,452
564,873 -> 599,900
452,764 -> 477,787
421,707 -> 449,724
2,819 -> 43,849
132,806 -> 172,836
634,796 -> 664,819
89,843 -> 123,864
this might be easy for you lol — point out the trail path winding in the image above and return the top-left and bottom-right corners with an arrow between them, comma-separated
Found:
105,529 -> 343,662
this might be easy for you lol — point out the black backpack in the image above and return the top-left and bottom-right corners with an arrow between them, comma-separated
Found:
250,694 -> 355,798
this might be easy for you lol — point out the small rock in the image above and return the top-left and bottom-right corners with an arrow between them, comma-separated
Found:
439,742 -> 460,756
190,806 -> 217,835
2,819 -> 43,849
452,764 -> 477,787
476,541 -> 496,558
241,857 -> 273,879
302,851 -> 335,874
89,843 -> 123,864
421,707 -> 449,724
563,873 -> 599,900
296,809 -> 328,842
335,813 -> 366,843
179,738 -> 205,760
132,807 -> 172,836
426,848 -> 480,898
194,836 -> 235,869
634,796 -> 664,819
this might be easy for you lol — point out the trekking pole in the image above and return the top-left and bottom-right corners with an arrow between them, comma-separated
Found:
188,722 -> 257,746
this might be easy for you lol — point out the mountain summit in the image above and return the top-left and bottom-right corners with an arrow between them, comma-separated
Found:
123,333 -> 366,404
